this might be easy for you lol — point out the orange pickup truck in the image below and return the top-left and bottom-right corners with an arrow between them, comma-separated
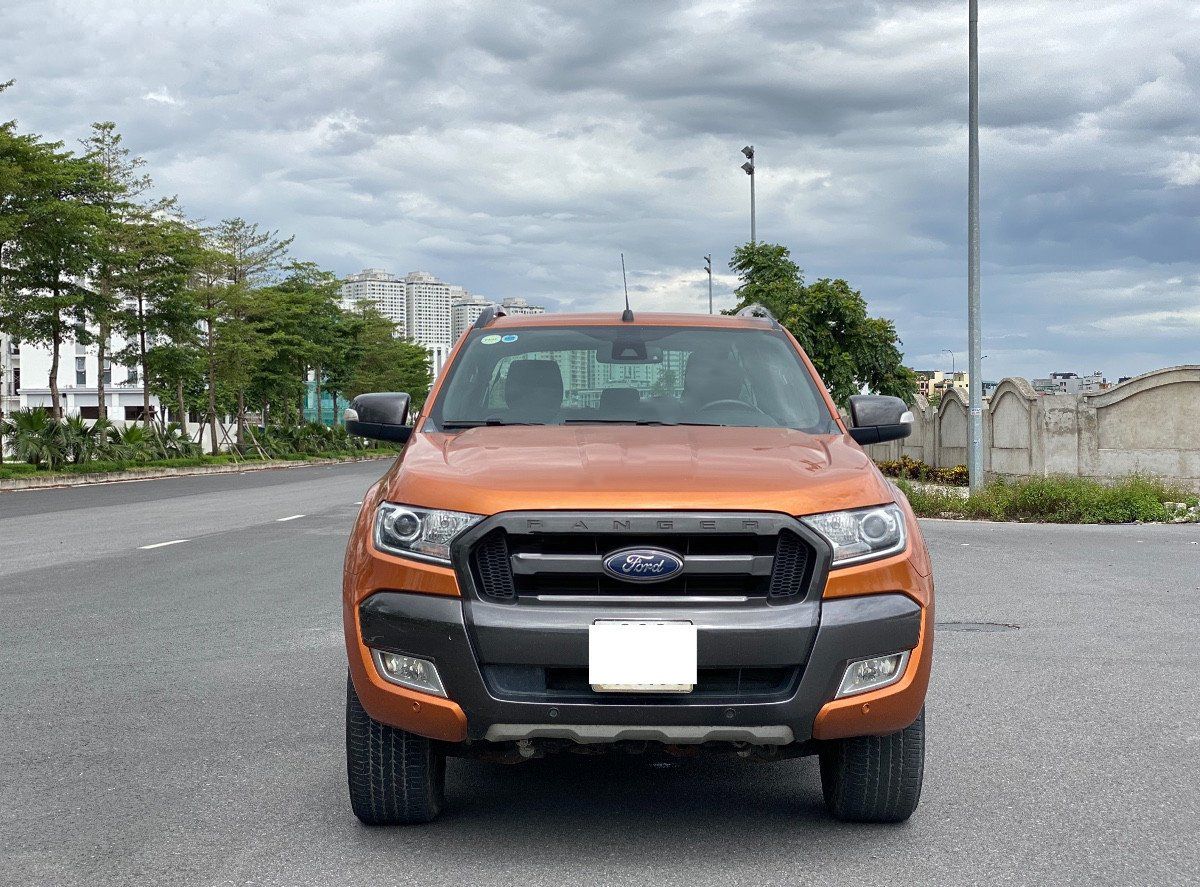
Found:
342,305 -> 932,824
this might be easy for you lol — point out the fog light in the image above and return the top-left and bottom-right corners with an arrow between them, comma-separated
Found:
835,651 -> 910,699
372,650 -> 446,697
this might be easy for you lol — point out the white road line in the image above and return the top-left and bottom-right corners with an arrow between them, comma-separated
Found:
355,501 -> 363,505
139,539 -> 190,550
276,514 -> 306,522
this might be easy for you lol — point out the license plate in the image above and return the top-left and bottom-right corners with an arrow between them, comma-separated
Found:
588,620 -> 697,693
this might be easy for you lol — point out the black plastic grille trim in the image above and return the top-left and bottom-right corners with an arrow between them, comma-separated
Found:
483,664 -> 800,703
472,530 -> 516,600
768,530 -> 811,599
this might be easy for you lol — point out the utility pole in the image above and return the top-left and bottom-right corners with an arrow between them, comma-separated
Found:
967,0 -> 984,493
704,255 -> 713,314
741,146 -> 756,243
942,349 -> 956,374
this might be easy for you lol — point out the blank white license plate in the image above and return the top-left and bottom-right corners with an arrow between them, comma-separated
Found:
588,620 -> 697,693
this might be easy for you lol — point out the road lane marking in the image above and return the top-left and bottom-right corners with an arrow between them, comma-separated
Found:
139,539 -> 190,550
276,514 -> 306,522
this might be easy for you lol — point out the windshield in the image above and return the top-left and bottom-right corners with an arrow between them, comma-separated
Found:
428,325 -> 838,433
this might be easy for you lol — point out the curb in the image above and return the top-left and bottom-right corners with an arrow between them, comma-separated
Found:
0,455 -> 395,492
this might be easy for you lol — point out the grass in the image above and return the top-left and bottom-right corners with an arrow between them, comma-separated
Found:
897,474 -> 1199,524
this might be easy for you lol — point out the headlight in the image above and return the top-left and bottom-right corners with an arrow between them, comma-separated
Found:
373,503 -> 482,563
802,503 -> 907,567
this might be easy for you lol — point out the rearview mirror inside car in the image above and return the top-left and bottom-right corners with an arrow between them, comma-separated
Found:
847,395 -> 914,445
344,392 -> 412,443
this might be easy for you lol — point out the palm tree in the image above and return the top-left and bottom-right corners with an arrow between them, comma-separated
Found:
4,408 -> 67,469
62,415 -> 106,465
159,422 -> 201,458
104,423 -> 158,463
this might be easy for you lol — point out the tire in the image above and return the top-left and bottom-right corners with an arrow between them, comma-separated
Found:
346,675 -> 446,825
819,707 -> 925,823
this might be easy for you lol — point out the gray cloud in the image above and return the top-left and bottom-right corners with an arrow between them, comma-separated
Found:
3,0 -> 1198,381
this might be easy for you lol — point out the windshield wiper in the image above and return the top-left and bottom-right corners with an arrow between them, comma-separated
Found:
563,419 -> 726,427
440,419 -> 545,429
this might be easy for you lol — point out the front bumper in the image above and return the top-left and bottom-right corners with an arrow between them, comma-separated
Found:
347,588 -> 929,746
344,504 -> 933,746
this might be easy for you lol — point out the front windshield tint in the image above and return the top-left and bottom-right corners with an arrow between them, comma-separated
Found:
429,326 -> 838,433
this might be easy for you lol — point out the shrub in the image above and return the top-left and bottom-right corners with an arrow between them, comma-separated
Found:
896,474 -> 1189,524
876,455 -> 969,486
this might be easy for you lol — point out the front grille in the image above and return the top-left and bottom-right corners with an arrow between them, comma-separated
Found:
483,664 -> 799,703
467,521 -> 816,604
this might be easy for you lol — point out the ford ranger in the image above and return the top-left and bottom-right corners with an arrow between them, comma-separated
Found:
341,305 -> 932,824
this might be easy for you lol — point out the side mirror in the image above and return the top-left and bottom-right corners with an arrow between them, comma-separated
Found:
344,393 -> 413,444
847,395 -> 914,445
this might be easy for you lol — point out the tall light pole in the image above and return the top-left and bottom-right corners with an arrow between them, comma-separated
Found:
703,255 -> 713,314
741,145 -> 756,243
967,0 -> 984,494
941,349 -> 956,374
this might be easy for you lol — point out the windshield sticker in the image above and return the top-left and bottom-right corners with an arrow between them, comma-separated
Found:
501,334 -> 519,343
480,334 -> 501,344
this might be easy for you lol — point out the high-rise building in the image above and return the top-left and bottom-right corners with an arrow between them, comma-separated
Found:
498,297 -> 545,320
339,269 -> 407,337
341,269 -> 532,376
450,296 -> 494,341
405,272 -> 456,371
450,296 -> 546,340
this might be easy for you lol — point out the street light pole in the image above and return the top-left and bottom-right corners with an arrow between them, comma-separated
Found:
942,349 -> 956,374
967,0 -> 984,494
704,255 -> 713,314
741,146 -> 756,243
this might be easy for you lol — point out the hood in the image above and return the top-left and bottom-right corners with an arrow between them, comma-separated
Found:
380,425 -> 894,517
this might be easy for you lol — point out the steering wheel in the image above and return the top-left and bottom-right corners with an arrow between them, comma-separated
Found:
699,398 -> 764,413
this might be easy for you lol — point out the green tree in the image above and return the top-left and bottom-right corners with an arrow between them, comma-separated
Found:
192,243 -> 235,455
79,121 -> 157,421
0,125 -> 108,417
337,308 -> 433,405
112,214 -> 203,427
728,242 -> 917,407
206,218 -> 293,448
246,262 -> 341,427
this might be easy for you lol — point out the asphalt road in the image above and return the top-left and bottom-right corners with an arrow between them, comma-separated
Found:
2,461 -> 1198,886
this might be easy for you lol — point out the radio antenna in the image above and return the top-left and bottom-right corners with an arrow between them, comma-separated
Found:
620,253 -> 634,322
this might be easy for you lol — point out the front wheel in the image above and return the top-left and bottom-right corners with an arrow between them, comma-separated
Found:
818,707 -> 925,823
346,675 -> 446,825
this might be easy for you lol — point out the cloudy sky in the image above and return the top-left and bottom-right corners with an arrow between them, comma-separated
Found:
3,0 -> 1198,380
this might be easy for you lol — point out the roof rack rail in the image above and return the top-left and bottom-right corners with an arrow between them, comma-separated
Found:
472,303 -> 508,329
735,303 -> 780,328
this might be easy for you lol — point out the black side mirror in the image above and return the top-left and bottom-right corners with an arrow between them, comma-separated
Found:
345,393 -> 413,444
847,395 -> 914,445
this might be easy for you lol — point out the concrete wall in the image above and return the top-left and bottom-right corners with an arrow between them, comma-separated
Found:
865,366 -> 1200,491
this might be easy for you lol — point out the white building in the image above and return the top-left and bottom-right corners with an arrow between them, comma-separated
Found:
1,332 -> 20,420
341,268 -> 529,376
450,296 -> 494,341
1032,371 -> 1109,395
404,272 -> 459,374
339,269 -> 407,337
451,296 -> 547,340
6,326 -> 160,420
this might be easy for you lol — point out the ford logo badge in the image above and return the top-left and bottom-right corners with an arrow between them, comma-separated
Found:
602,547 -> 684,583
